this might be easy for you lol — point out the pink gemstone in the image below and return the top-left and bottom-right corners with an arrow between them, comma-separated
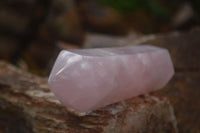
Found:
48,45 -> 174,112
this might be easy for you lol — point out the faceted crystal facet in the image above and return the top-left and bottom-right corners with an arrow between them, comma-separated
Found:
48,45 -> 174,112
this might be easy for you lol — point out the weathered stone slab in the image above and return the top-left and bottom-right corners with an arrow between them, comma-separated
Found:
0,61 -> 178,133
128,27 -> 200,133
157,72 -> 200,133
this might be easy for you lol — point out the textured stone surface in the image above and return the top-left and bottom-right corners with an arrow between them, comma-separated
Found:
48,45 -> 174,112
0,61 -> 178,133
127,28 -> 200,133
158,72 -> 200,133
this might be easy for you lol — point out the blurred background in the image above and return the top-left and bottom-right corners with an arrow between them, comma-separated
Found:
0,1 -> 200,133
0,0 -> 200,76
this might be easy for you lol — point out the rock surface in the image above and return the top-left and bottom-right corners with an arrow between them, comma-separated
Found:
0,61 -> 178,133
129,28 -> 200,133
159,72 -> 200,133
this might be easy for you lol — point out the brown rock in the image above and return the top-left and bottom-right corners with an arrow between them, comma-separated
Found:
0,61 -> 178,133
126,27 -> 200,133
157,72 -> 200,133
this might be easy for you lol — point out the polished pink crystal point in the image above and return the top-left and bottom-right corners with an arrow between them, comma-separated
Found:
48,45 -> 174,112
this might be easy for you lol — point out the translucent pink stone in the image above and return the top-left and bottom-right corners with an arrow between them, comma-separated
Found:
48,45 -> 174,112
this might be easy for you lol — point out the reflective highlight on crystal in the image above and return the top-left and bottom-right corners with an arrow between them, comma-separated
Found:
48,45 -> 174,112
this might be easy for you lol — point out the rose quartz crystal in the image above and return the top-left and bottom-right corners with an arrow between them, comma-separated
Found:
48,45 -> 174,112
